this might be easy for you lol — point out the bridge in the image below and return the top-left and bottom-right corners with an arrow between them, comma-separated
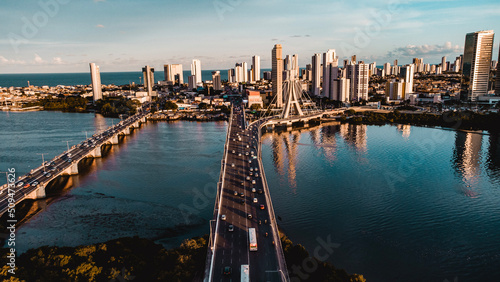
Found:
204,81 -> 344,281
0,109 -> 151,217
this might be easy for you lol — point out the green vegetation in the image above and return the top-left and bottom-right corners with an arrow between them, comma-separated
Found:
26,96 -> 89,112
281,235 -> 366,282
94,97 -> 139,117
344,110 -> 500,131
0,236 -> 208,282
163,101 -> 179,111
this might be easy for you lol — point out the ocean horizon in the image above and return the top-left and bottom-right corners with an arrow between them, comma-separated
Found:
0,69 -> 272,88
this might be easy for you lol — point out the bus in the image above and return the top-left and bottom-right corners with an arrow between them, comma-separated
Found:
248,228 -> 257,251
241,264 -> 249,282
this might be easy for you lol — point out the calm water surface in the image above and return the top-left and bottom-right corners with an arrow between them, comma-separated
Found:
261,123 -> 500,282
2,111 -> 500,281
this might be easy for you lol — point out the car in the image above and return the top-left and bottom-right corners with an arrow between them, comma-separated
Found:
238,153 -> 241,157
253,198 -> 258,203
228,225 -> 234,232
231,163 -> 235,168
221,214 -> 226,221
248,160 -> 252,164
241,182 -> 244,186
23,183 -> 30,188
232,150 -> 235,154
50,166 -> 57,171
247,214 -> 253,219
67,159 -> 72,163
240,192 -> 244,198
250,167 -> 253,172
258,189 -> 263,194
252,180 -> 256,185
223,266 -> 232,275
260,204 -> 265,210
252,188 -> 256,193
234,191 -> 238,196
255,173 -> 259,177
249,172 -> 253,176
254,167 -> 258,172
246,145 -> 249,148
245,152 -> 249,156
240,199 -> 245,204
246,176 -> 250,181
31,181 -> 39,187
44,172 -> 51,177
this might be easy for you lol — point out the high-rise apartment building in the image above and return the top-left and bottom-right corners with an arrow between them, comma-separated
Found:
252,55 -> 260,82
212,71 -> 222,91
385,80 -> 404,100
242,62 -> 248,82
442,56 -> 447,72
191,59 -> 202,85
383,62 -> 391,77
496,45 -> 500,95
142,65 -> 155,100
311,53 -> 322,96
164,64 -> 184,85
292,54 -> 299,78
272,44 -> 284,107
89,63 -> 102,102
346,62 -> 369,101
331,78 -> 350,102
400,64 -> 415,97
460,30 -> 495,101
322,49 -> 337,98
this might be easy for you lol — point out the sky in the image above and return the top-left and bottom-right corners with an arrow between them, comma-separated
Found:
0,0 -> 499,74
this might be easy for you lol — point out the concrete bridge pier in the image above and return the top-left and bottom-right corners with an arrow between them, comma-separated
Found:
110,134 -> 119,144
26,184 -> 46,199
120,127 -> 131,135
140,117 -> 146,123
132,121 -> 140,128
63,162 -> 79,175
92,146 -> 102,158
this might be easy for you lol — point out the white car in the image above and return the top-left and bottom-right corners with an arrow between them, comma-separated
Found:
231,163 -> 235,167
232,150 -> 235,154
253,198 -> 258,203
255,173 -> 259,177
246,176 -> 250,181
252,180 -> 256,185
221,214 -> 226,221
252,188 -> 256,193
250,167 -> 253,172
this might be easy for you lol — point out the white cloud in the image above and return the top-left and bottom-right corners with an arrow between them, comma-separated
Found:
387,41 -> 461,58
52,57 -> 64,65
0,55 -> 27,65
96,24 -> 105,28
34,54 -> 45,64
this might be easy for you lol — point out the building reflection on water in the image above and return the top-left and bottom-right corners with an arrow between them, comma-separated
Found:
453,131 -> 483,197
265,123 -> 369,193
396,124 -> 411,140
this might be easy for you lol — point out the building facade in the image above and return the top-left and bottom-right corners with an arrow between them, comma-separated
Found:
460,30 -> 495,101
89,63 -> 102,102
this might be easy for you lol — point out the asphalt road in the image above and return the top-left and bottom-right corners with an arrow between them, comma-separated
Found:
211,101 -> 282,282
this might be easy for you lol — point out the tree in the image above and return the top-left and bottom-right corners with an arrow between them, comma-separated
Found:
250,104 -> 262,111
198,102 -> 209,110
164,101 -> 178,111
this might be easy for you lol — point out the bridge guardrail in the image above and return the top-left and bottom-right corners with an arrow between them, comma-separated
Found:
256,119 -> 290,282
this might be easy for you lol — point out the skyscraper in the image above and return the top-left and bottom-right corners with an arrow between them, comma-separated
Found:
242,62 -> 248,82
383,62 -> 391,77
252,55 -> 260,82
292,54 -> 299,78
497,45 -> 500,95
89,63 -> 102,102
164,64 -> 183,85
322,49 -> 337,98
311,53 -> 321,96
191,59 -> 202,85
400,64 -> 415,98
272,44 -> 284,107
460,30 -> 495,101
142,65 -> 155,101
346,62 -> 369,101
442,56 -> 447,72
212,71 -> 222,91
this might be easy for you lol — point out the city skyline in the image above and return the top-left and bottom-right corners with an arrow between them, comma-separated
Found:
1,0 -> 499,74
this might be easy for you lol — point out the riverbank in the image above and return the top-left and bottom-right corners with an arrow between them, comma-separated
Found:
340,109 -> 500,132
0,234 -> 364,281
148,111 -> 228,121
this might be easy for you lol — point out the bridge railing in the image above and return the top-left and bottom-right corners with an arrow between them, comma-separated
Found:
204,105 -> 233,282
255,119 -> 290,282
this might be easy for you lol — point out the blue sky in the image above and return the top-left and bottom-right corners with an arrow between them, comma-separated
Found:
0,0 -> 499,73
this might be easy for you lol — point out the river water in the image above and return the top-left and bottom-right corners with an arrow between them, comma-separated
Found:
1,111 -> 499,281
